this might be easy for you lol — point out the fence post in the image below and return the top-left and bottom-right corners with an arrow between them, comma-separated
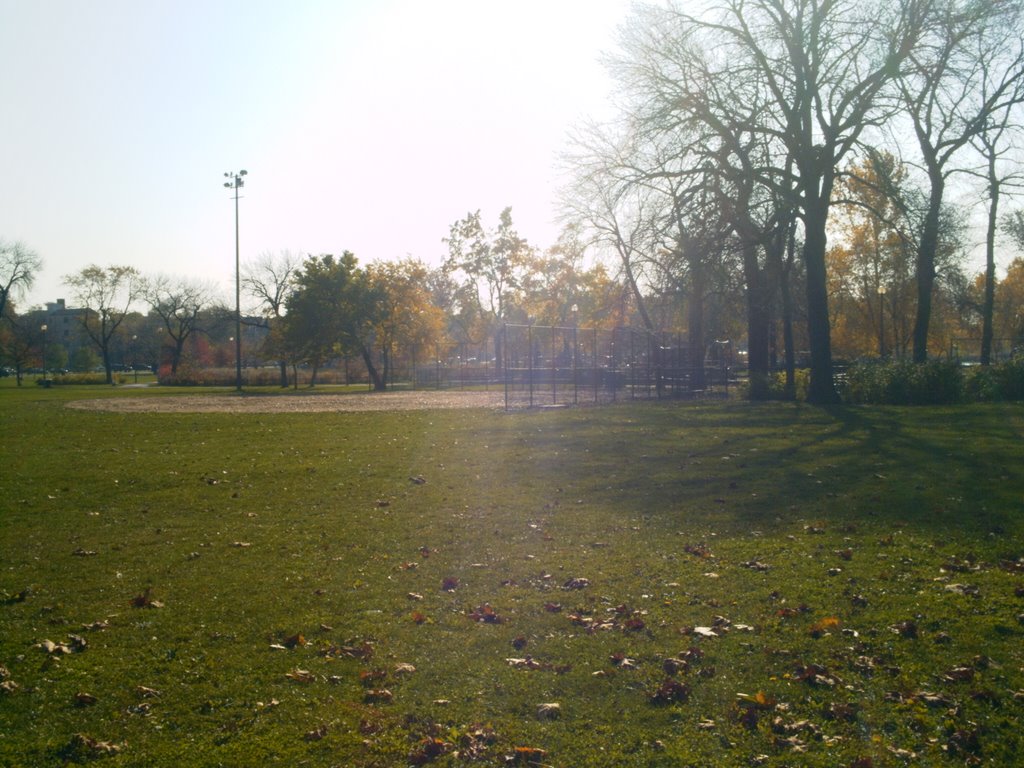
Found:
573,323 -> 578,405
528,324 -> 534,408
551,325 -> 557,405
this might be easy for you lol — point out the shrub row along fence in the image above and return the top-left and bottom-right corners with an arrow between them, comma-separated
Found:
410,325 -> 734,409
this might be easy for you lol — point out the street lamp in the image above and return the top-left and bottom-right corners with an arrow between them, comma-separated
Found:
224,170 -> 248,391
40,324 -> 47,380
878,285 -> 887,358
132,335 -> 138,383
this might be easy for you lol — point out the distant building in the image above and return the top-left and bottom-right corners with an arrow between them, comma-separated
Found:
43,299 -> 91,364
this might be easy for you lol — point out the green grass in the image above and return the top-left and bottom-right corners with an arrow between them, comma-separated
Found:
2,386 -> 1023,766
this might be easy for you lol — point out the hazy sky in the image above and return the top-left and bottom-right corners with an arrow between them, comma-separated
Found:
1,0 -> 635,308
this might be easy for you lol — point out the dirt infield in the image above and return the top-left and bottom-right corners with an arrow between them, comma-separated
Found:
66,389 -> 507,414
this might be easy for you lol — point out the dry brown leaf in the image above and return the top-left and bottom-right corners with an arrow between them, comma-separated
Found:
536,702 -> 561,719
286,668 -> 316,684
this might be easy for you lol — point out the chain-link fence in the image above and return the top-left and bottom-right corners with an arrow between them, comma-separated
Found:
950,338 -> 1020,363
401,325 -> 733,409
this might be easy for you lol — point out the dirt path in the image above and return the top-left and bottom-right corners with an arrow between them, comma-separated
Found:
66,390 -> 507,414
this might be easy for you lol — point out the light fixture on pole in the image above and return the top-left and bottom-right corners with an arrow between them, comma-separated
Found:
223,170 -> 248,391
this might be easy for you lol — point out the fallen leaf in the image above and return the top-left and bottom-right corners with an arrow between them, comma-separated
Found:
910,690 -> 952,707
890,620 -> 918,638
130,588 -> 163,609
736,691 -> 776,710
74,692 -> 98,706
62,734 -> 123,759
562,577 -> 590,589
536,702 -> 561,719
940,666 -> 975,683
662,656 -> 688,675
684,543 -> 714,559
774,735 -> 807,752
304,724 -> 329,742
467,603 -> 504,623
887,745 -> 917,760
944,583 -> 980,596
285,668 -> 316,684
359,669 -> 388,687
650,678 -> 690,705
506,657 -> 542,670
809,617 -> 841,638
946,727 -> 982,757
409,737 -> 448,765
510,746 -> 547,765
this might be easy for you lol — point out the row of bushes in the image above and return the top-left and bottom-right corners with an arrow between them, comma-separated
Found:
33,373 -> 116,386
155,364 -> 370,388
841,357 -> 1024,405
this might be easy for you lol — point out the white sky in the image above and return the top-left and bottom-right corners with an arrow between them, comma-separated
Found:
1,0 -> 635,309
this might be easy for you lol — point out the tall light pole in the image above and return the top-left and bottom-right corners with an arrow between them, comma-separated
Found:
878,284 -> 887,358
224,170 -> 247,391
40,324 -> 47,381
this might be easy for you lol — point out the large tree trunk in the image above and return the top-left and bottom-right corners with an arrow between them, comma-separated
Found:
742,242 -> 771,401
361,345 -> 386,391
802,200 -> 838,404
687,265 -> 706,391
279,360 -> 289,387
171,338 -> 185,374
912,172 -> 944,363
102,347 -> 114,385
780,243 -> 797,397
981,158 -> 999,367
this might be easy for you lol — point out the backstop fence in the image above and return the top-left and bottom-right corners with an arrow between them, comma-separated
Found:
405,324 -> 734,409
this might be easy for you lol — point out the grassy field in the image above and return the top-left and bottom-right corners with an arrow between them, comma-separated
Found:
1,385 -> 1023,767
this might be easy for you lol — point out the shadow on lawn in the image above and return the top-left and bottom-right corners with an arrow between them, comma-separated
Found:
567,402 -> 1024,539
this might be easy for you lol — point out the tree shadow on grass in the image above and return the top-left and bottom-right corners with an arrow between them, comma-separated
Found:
565,402 -> 1024,540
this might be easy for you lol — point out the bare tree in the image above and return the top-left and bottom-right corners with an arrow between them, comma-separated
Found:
895,0 -> 1024,361
242,250 -> 300,386
612,0 -> 925,402
146,275 -> 216,374
64,265 -> 145,384
562,123 -> 667,333
0,240 -> 43,321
